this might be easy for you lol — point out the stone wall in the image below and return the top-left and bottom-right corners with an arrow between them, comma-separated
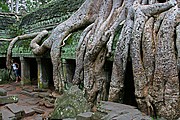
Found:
0,14 -> 17,38
20,0 -> 85,33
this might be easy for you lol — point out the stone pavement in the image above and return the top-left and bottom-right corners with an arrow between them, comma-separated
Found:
0,83 -> 155,120
76,101 -> 152,120
0,83 -> 55,120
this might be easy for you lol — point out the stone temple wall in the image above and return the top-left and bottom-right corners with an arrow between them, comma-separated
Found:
20,0 -> 85,33
0,0 -> 85,57
0,13 -> 17,38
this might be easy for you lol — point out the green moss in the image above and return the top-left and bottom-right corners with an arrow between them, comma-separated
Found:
61,30 -> 82,59
0,15 -> 17,38
7,23 -> 24,38
0,69 -> 15,84
20,0 -> 85,27
50,85 -> 90,119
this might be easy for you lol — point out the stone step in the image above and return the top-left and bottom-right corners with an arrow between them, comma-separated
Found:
96,101 -> 152,120
0,107 -> 16,120
5,103 -> 36,119
0,88 -> 7,96
32,107 -> 45,114
20,90 -> 39,98
0,95 -> 18,105
77,112 -> 94,120
5,103 -> 25,119
20,106 -> 36,117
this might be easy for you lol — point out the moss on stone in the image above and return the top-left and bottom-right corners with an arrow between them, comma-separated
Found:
50,85 -> 90,119
20,0 -> 85,30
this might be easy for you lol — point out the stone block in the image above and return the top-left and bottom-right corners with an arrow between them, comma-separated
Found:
21,106 -> 36,116
32,107 -> 45,114
26,99 -> 40,105
33,114 -> 43,120
5,86 -> 16,92
0,95 -> 18,105
76,112 -> 94,120
33,88 -> 48,92
20,90 -> 39,97
5,103 -> 25,119
0,88 -> 7,96
22,87 -> 33,92
44,100 -> 54,108
63,118 -> 76,120
96,101 -> 152,120
38,92 -> 50,98
1,108 -> 16,120
50,85 -> 90,119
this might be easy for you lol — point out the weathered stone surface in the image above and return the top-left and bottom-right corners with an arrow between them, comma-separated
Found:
50,85 -> 90,119
0,95 -> 18,105
22,87 -> 33,92
26,99 -> 40,105
97,101 -> 135,112
111,112 -> 151,120
33,88 -> 48,92
4,86 -> 16,92
44,100 -> 54,108
5,103 -> 25,119
0,88 -> 7,96
38,92 -> 51,98
32,107 -> 45,114
44,96 -> 55,103
20,90 -> 38,97
1,108 -> 16,120
96,101 -> 151,120
76,112 -> 94,120
33,114 -> 43,120
5,104 -> 36,117
63,118 -> 76,120
20,106 -> 36,117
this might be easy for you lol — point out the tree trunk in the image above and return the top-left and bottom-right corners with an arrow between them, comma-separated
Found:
30,0 -> 179,119
6,32 -> 43,69
5,0 -> 179,119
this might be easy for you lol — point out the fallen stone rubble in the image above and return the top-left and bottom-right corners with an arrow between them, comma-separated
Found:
0,83 -> 55,120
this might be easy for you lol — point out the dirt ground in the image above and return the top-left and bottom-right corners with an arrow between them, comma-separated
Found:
0,82 -> 55,120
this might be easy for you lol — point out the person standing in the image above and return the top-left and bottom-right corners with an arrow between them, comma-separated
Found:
12,60 -> 21,83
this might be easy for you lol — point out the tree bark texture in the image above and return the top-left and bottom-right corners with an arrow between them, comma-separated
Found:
6,32 -> 41,69
6,0 -> 179,119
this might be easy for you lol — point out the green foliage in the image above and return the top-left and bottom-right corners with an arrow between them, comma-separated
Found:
0,41 -> 9,54
7,23 -> 24,38
20,0 -> 84,27
0,1 -> 9,12
0,69 -> 15,84
26,0 -> 52,13
65,30 -> 82,45
16,40 -> 30,49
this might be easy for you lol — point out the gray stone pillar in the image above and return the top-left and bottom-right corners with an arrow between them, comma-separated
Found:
36,58 -> 48,89
36,58 -> 43,88
65,59 -> 75,84
41,58 -> 52,88
20,57 -> 30,85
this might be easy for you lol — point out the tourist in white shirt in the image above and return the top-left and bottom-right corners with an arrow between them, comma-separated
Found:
12,60 -> 21,83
